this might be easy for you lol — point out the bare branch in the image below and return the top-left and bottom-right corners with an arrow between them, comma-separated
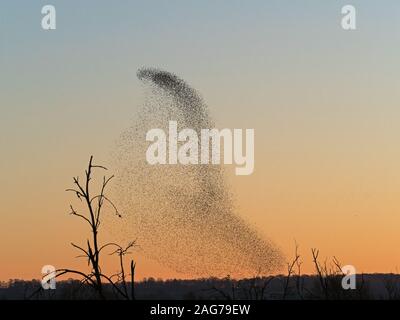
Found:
69,205 -> 92,227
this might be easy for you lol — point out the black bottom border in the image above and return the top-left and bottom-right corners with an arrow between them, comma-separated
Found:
0,300 -> 396,318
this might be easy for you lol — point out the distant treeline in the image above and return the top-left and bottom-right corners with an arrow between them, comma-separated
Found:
1,274 -> 400,300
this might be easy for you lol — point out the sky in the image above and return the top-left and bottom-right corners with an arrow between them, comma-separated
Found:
1,0 -> 400,280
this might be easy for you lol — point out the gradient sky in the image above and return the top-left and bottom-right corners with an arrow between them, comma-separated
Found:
1,0 -> 400,280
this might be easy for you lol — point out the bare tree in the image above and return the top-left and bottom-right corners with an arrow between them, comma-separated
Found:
310,249 -> 366,300
282,242 -> 301,299
311,248 -> 329,299
54,156 -> 136,300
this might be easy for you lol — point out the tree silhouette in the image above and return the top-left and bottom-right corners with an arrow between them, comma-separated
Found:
54,156 -> 136,300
